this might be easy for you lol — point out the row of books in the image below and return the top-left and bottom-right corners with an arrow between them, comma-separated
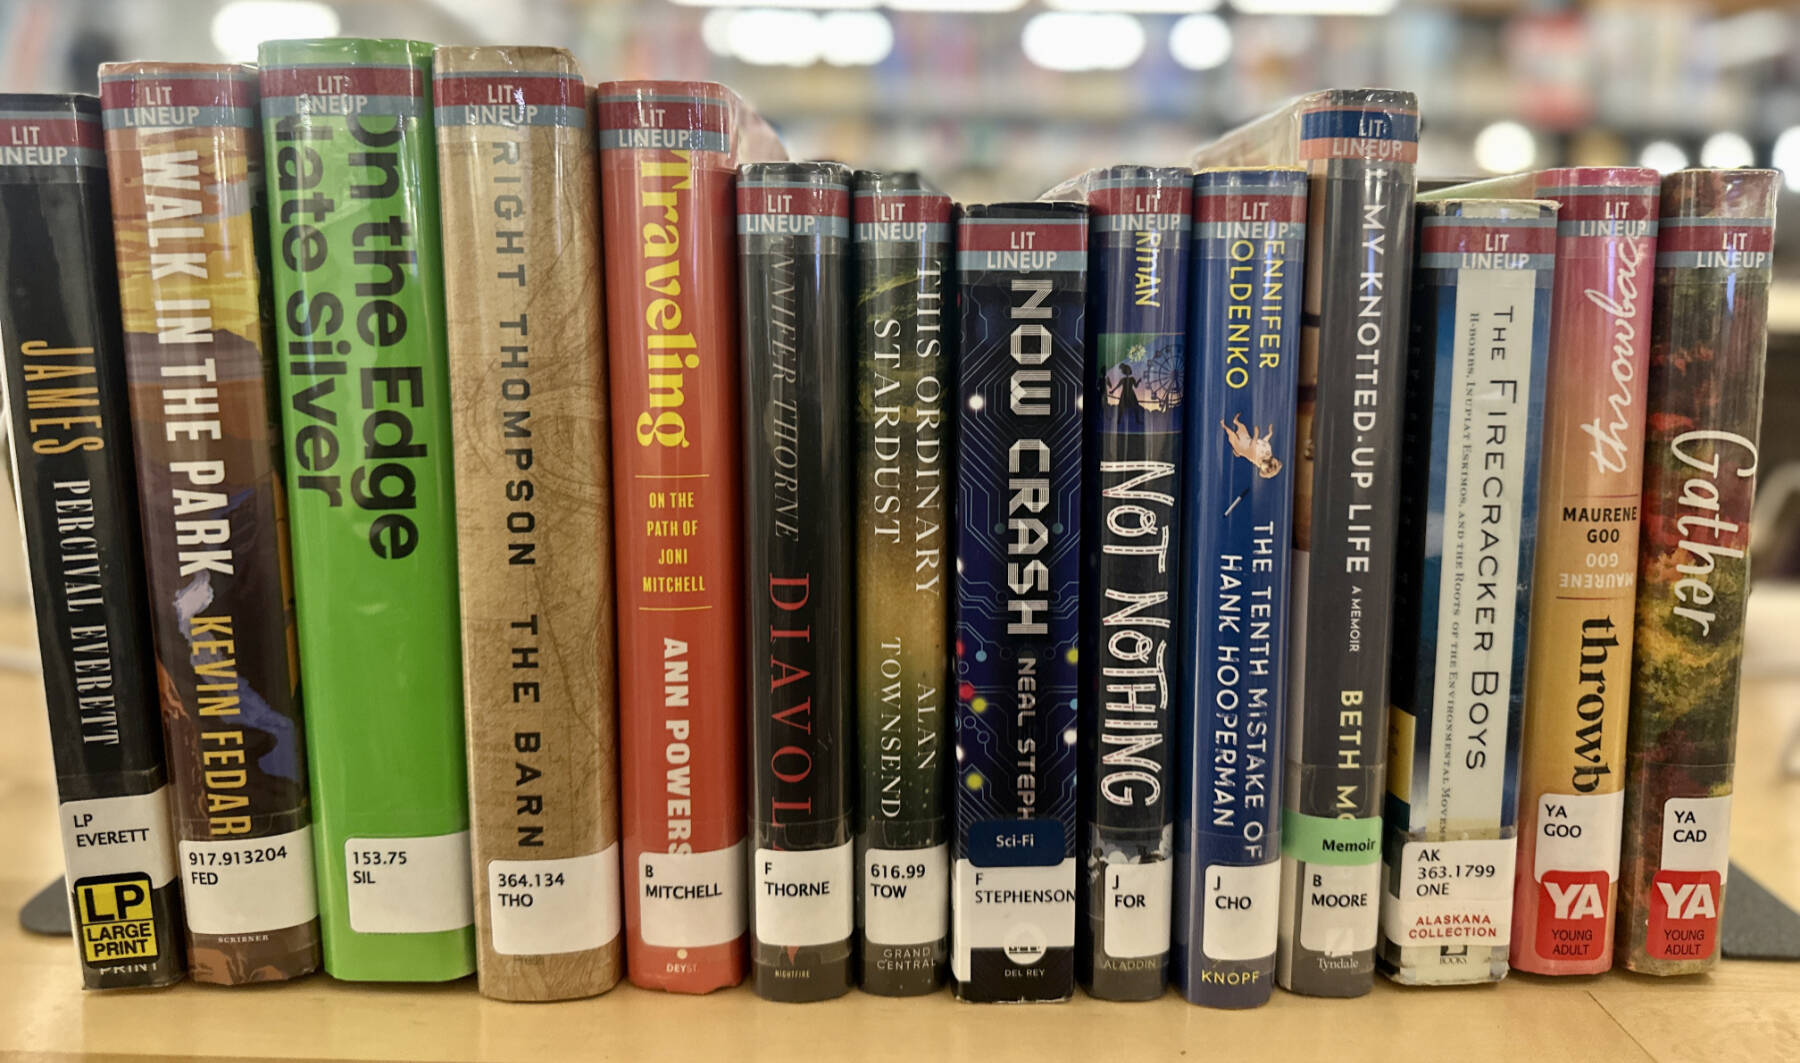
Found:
1,42 -> 1776,1005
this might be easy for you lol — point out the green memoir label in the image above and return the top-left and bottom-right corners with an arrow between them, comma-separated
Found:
1283,811 -> 1382,867
259,37 -> 473,981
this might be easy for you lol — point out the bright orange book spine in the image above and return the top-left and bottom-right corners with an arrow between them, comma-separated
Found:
597,80 -> 780,992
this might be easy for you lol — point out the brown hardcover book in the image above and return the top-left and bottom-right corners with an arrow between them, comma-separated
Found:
434,46 -> 623,1000
1618,168 -> 1779,974
99,61 -> 321,984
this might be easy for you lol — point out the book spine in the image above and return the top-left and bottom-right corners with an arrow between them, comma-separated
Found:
738,161 -> 856,1001
1509,167 -> 1661,975
1276,89 -> 1418,998
1379,200 -> 1555,986
852,171 -> 953,996
433,47 -> 622,1001
1174,167 -> 1306,1008
258,38 -> 474,982
1078,167 -> 1190,1001
597,81 -> 748,992
951,203 -> 1087,1003
0,95 -> 185,989
1619,168 -> 1779,975
98,62 -> 321,985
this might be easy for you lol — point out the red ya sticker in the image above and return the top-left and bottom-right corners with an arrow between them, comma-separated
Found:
1646,869 -> 1721,961
1535,869 -> 1609,962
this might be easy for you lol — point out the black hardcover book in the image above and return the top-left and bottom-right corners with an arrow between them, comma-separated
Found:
951,201 -> 1087,1003
1191,89 -> 1420,997
739,160 -> 857,1001
1078,167 -> 1191,1000
0,94 -> 184,989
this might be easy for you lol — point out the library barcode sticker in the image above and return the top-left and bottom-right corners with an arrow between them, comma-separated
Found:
1533,790 -> 1625,880
1286,810 -> 1381,956
488,844 -> 621,956
59,788 -> 177,886
1102,859 -> 1171,959
864,843 -> 948,946
638,841 -> 746,948
951,858 -> 1077,980
1202,860 -> 1281,961
345,832 -> 474,934
1381,838 -> 1517,948
755,842 -> 854,948
1297,861 -> 1381,954
180,826 -> 318,935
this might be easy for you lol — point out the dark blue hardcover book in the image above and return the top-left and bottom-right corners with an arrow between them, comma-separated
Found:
1378,198 -> 1555,985
951,201 -> 1087,1003
1172,167 -> 1308,1008
1192,88 -> 1420,997
1076,167 -> 1190,1001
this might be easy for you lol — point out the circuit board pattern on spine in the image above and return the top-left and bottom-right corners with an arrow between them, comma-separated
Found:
952,202 -> 1086,1003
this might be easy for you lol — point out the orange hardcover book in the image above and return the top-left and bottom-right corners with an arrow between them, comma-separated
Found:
597,80 -> 782,992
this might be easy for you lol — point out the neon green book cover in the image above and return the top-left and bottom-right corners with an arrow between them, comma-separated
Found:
258,37 -> 473,981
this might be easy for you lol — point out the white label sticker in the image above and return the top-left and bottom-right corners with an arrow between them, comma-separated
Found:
344,832 -> 474,935
637,842 -> 746,948
179,826 -> 318,935
488,844 -> 622,956
864,843 -> 949,946
1533,789 -> 1626,881
1296,860 -> 1380,956
1661,795 -> 1732,879
951,858 -> 1076,981
1102,859 -> 1171,959
1202,860 -> 1281,961
1382,837 -> 1517,948
754,842 -> 854,948
59,788 -> 178,887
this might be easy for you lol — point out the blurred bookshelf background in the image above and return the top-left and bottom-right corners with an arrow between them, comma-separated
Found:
1,0 -> 1799,640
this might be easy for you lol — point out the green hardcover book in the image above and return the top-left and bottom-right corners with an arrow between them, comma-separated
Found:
257,37 -> 474,981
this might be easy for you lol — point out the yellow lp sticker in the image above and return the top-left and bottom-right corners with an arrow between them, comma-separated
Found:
74,874 -> 159,965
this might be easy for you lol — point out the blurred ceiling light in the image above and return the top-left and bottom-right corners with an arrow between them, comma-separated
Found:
1228,0 -> 1395,14
1022,12 -> 1146,71
700,8 -> 738,55
1699,131 -> 1755,170
1047,0 -> 1218,12
211,0 -> 340,63
820,10 -> 894,65
1638,140 -> 1690,175
1169,13 -> 1232,70
1772,128 -> 1800,193
671,0 -> 876,8
726,8 -> 824,65
1472,121 -> 1537,175
887,0 -> 1028,12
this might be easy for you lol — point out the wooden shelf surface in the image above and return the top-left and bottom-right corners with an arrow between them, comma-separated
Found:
1,600 -> 1796,1063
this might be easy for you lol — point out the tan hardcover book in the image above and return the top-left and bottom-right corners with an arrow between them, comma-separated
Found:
434,45 -> 622,1001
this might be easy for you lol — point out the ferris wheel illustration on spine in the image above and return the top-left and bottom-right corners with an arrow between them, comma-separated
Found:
1112,338 -> 1183,414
